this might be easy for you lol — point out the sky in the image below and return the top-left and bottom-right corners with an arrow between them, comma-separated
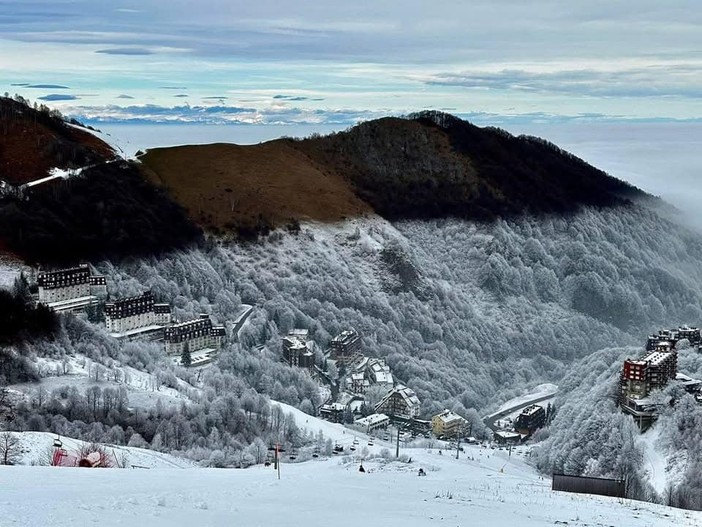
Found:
1,1 -> 702,125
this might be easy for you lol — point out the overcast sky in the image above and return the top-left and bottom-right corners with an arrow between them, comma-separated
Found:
1,1 -> 701,124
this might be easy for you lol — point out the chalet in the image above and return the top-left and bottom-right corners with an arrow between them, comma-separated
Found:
355,413 -> 390,434
513,405 -> 546,435
164,314 -> 225,355
320,403 -> 346,423
282,329 -> 315,370
104,291 -> 172,339
494,430 -> 521,445
346,372 -> 369,394
37,264 -> 106,313
375,384 -> 421,419
330,329 -> 361,366
431,410 -> 468,439
366,358 -> 393,388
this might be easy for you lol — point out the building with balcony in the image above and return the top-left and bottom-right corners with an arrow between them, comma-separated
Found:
104,291 -> 172,340
646,326 -> 701,351
355,413 -> 390,434
514,405 -> 546,435
330,329 -> 361,366
374,384 -> 421,419
620,350 -> 677,403
37,264 -> 106,313
282,329 -> 315,370
164,314 -> 225,355
431,410 -> 468,439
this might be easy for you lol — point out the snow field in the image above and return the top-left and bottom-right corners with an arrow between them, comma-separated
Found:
1,441 -> 699,527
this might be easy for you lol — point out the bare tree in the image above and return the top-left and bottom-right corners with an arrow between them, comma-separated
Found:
0,432 -> 20,465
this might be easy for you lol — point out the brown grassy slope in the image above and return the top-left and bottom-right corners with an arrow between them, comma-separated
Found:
139,112 -> 649,235
140,142 -> 372,233
0,97 -> 114,185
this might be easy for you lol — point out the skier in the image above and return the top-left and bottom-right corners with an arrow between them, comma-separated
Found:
359,464 -> 366,473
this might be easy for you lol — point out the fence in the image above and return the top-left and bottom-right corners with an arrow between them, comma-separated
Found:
552,473 -> 625,499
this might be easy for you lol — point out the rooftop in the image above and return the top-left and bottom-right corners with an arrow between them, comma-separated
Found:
520,404 -> 544,417
641,350 -> 675,366
356,413 -> 389,426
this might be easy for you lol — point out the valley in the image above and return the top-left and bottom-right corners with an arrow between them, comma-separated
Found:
2,99 -> 702,516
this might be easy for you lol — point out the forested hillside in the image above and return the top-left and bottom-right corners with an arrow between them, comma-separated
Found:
295,111 -> 646,221
140,112 -> 650,237
0,96 -> 202,265
6,198 -> 702,500
92,204 -> 702,422
0,95 -> 114,185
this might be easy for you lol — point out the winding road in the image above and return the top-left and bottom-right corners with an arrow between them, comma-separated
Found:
232,305 -> 255,342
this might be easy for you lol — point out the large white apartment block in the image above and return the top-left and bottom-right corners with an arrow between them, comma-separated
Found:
37,264 -> 92,303
104,291 -> 172,334
164,314 -> 226,355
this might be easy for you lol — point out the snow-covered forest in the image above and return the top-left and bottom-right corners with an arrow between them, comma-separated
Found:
106,203 -> 702,411
6,201 -> 702,502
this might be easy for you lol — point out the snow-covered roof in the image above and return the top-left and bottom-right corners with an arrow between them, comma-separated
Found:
494,430 -> 521,439
642,350 -> 675,366
520,404 -> 544,417
321,403 -> 346,412
377,384 -> 420,410
433,410 -> 466,425
355,413 -> 389,427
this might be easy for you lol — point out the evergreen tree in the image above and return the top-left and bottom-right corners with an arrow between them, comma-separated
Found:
181,342 -> 192,367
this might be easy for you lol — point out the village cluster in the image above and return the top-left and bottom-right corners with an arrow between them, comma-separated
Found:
31,264 -> 702,443
619,326 -> 702,429
280,325 -> 549,444
30,264 -> 556,446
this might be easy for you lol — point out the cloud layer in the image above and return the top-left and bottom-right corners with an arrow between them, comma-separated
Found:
1,1 -> 700,124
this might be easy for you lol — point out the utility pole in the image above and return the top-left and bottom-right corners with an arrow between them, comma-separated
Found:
395,427 -> 402,458
269,442 -> 285,479
275,443 -> 280,479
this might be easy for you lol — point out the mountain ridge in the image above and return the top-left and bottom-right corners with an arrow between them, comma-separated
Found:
141,111 -> 650,237
0,98 -> 652,263
0,95 -> 114,186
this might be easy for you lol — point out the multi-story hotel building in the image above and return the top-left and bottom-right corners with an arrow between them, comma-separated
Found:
164,314 -> 225,355
104,291 -> 172,337
37,264 -> 106,312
